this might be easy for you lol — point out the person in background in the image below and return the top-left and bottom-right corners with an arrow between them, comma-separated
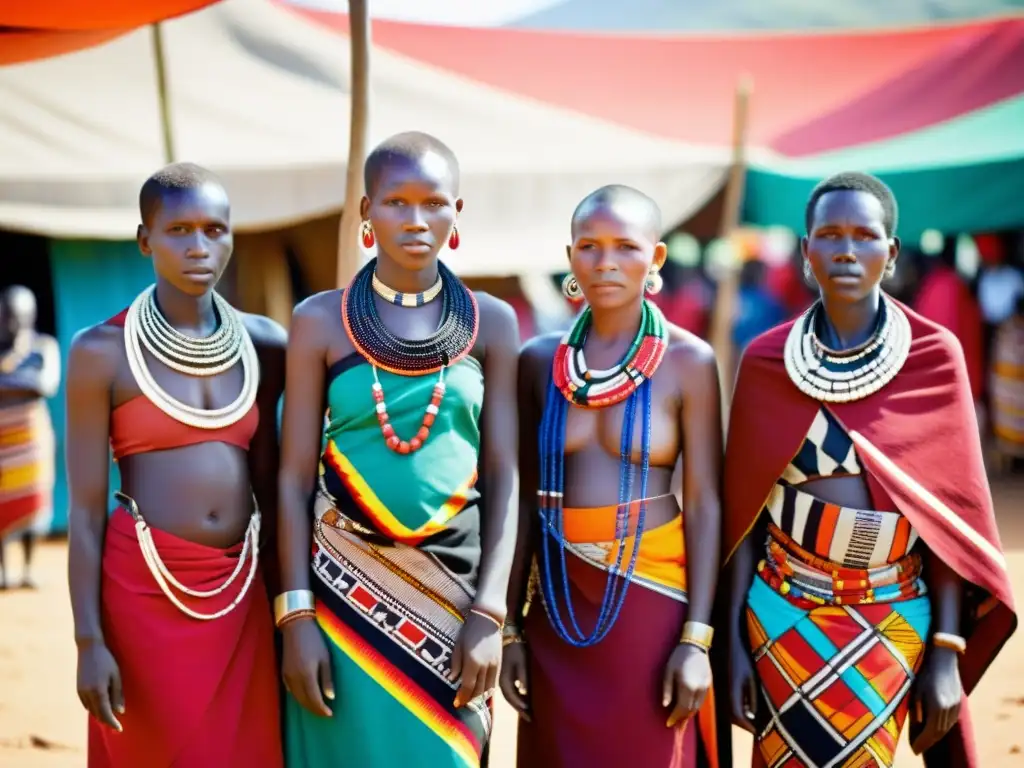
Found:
914,237 -> 985,409
0,285 -> 59,589
732,259 -> 786,355
990,294 -> 1024,470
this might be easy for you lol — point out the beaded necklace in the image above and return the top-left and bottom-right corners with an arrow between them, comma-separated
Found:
538,300 -> 668,647
538,375 -> 652,647
784,294 -> 911,403
342,258 -> 478,375
124,285 -> 259,430
342,258 -> 478,455
372,270 -> 443,307
553,300 -> 668,408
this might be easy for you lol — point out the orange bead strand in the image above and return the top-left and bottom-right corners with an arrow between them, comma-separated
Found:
371,368 -> 446,455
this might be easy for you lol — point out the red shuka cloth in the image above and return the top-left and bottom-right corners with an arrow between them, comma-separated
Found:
88,508 -> 283,768
723,301 -> 1016,768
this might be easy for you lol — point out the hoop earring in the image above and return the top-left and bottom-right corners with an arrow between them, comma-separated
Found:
561,274 -> 583,300
361,220 -> 375,249
644,266 -> 663,296
448,224 -> 460,250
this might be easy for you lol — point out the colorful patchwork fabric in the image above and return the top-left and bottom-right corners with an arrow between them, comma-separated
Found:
746,576 -> 931,768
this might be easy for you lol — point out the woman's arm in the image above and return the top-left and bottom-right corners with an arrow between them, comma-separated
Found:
244,318 -> 287,571
65,327 -> 122,731
662,342 -> 723,728
276,298 -> 334,718
678,344 -> 723,626
473,297 -> 522,618
498,336 -> 544,720
911,549 -> 965,754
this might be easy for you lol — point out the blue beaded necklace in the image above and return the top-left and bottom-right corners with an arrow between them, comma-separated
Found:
537,373 -> 652,647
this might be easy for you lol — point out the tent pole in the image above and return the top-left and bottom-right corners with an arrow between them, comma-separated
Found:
336,0 -> 371,288
708,75 -> 752,407
151,22 -> 175,164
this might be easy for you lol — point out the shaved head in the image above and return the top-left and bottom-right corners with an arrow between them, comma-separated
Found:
0,285 -> 37,333
571,184 -> 662,241
363,132 -> 460,197
139,162 -> 227,227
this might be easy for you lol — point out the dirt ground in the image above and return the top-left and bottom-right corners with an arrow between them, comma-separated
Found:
2,478 -> 1023,768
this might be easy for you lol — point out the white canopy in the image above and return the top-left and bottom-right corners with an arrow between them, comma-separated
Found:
0,0 -> 730,275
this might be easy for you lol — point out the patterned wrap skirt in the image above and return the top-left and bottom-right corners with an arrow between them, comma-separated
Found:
746,514 -> 931,768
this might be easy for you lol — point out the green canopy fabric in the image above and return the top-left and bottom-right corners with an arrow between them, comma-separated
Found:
745,93 -> 1024,240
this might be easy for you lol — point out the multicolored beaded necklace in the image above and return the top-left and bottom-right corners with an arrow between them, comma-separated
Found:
553,299 -> 668,408
342,258 -> 478,455
783,294 -> 911,403
537,298 -> 669,647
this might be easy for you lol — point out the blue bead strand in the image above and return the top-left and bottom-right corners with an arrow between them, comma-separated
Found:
537,374 -> 653,646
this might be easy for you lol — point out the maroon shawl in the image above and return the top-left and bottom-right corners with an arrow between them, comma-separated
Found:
723,301 -> 1016,767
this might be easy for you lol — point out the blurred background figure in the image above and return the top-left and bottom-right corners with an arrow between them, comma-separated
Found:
0,286 -> 60,589
990,295 -> 1024,471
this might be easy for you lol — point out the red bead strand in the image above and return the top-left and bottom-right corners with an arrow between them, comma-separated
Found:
371,368 -> 446,455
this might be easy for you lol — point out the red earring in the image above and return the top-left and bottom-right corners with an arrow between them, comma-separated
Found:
448,225 -> 460,250
361,221 -> 375,249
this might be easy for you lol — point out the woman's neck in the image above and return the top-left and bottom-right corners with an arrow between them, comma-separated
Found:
588,299 -> 644,344
153,281 -> 217,336
819,291 -> 881,350
374,254 -> 439,295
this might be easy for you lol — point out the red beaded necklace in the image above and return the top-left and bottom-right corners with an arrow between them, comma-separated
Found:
370,365 -> 446,455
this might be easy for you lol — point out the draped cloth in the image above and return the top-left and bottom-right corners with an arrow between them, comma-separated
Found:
518,502 -> 720,768
88,508 -> 283,767
723,301 -> 1016,767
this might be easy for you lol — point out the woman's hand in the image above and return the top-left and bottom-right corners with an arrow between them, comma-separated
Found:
911,647 -> 963,755
77,641 -> 124,732
729,631 -> 760,734
662,643 -> 712,728
281,618 -> 334,717
450,612 -> 501,709
499,638 -> 531,721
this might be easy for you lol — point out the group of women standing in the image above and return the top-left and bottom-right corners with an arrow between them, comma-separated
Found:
65,132 -> 1015,768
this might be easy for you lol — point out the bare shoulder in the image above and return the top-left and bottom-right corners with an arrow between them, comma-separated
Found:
519,331 -> 560,376
67,323 -> 122,385
664,322 -> 718,375
473,291 -> 519,344
240,312 -> 288,351
290,289 -> 342,340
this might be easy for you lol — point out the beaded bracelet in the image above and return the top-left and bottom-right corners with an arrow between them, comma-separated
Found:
932,631 -> 967,654
274,589 -> 315,627
680,621 -> 714,651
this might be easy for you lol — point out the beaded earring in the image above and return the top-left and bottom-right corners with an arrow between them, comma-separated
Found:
361,220 -> 375,249
449,224 -> 460,250
561,273 -> 583,300
884,261 -> 896,278
644,266 -> 663,296
803,260 -> 813,283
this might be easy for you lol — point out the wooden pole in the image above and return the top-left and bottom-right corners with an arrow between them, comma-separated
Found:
151,23 -> 175,164
708,76 -> 752,404
336,0 -> 371,288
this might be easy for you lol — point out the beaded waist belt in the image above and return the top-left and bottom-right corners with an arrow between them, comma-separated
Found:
757,523 -> 926,608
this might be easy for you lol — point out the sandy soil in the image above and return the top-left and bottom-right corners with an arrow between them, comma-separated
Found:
2,478 -> 1023,768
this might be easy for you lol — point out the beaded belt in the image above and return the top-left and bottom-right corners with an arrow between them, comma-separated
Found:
757,523 -> 926,608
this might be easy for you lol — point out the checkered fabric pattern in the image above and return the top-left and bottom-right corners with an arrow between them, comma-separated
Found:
746,576 -> 931,768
